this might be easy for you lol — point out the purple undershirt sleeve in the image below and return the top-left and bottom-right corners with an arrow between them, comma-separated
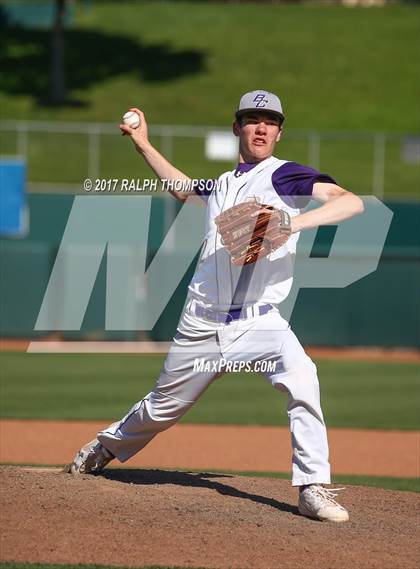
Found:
272,162 -> 337,208
192,179 -> 216,202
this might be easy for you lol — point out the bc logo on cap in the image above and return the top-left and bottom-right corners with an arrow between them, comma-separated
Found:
253,94 -> 268,108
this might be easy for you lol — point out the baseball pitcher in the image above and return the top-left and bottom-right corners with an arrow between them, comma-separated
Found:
65,90 -> 364,522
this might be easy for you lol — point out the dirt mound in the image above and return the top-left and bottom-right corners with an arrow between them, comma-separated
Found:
1,466 -> 418,569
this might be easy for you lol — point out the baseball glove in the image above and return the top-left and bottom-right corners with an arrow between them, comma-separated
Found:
214,200 -> 292,265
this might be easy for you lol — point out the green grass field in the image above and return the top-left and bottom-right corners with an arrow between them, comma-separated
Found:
1,353 -> 419,430
1,2 -> 419,197
2,2 -> 418,130
224,470 -> 420,493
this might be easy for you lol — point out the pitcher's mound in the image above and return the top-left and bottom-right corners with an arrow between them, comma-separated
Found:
1,466 -> 418,569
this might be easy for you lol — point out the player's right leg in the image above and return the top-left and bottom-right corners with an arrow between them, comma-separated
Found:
65,329 -> 222,474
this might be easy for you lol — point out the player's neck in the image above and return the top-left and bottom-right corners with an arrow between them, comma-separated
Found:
238,153 -> 272,165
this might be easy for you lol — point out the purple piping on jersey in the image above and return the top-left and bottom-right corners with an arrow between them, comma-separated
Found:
194,164 -> 257,196
235,162 -> 258,175
272,161 -> 337,208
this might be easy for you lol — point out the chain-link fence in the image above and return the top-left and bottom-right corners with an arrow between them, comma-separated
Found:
1,120 -> 419,199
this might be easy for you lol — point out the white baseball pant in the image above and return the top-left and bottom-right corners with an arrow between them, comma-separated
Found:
97,306 -> 331,486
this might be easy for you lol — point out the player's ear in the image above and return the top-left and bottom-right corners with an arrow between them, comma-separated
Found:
275,126 -> 283,143
232,121 -> 241,137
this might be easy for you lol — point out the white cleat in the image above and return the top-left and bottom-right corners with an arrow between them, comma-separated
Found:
298,484 -> 349,523
63,438 -> 114,475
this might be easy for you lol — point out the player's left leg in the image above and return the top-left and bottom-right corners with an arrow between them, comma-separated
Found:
266,338 -> 331,488
254,315 -> 349,522
219,308 -> 331,486
241,309 -> 348,521
265,341 -> 349,522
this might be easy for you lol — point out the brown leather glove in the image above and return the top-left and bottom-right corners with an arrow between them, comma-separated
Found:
215,200 -> 292,265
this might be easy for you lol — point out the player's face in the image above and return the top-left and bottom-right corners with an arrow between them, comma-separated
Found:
234,112 -> 282,162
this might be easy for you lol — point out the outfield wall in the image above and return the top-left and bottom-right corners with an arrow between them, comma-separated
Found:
0,194 -> 419,347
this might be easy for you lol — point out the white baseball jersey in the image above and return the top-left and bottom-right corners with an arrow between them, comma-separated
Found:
188,156 -> 335,311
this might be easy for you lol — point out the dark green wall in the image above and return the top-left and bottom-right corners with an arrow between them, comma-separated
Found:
0,194 -> 418,347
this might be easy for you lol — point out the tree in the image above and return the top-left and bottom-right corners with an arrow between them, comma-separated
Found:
51,0 -> 66,104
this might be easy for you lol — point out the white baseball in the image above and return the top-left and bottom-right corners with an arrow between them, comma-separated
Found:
122,111 -> 140,129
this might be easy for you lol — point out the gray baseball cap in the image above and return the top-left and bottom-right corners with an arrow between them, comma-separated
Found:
235,90 -> 285,122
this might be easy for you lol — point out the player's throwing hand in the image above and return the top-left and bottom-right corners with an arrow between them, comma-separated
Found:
119,107 -> 149,151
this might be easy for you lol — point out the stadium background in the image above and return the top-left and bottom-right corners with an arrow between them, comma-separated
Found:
0,0 -> 419,499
